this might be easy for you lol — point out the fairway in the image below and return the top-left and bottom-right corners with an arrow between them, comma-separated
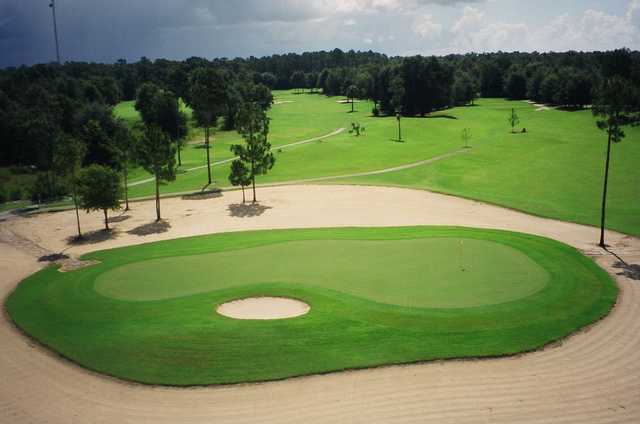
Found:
7,226 -> 616,386
115,93 -> 640,238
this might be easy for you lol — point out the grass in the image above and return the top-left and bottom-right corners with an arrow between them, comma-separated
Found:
7,226 -> 617,386
115,93 -> 639,237
340,99 -> 640,237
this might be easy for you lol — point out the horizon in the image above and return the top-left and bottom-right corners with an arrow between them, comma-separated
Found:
1,0 -> 639,68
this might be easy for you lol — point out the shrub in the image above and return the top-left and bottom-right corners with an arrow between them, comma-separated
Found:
28,175 -> 68,202
372,107 -> 380,117
9,187 -> 22,201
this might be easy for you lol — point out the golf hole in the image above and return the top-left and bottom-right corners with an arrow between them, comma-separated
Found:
216,297 -> 310,320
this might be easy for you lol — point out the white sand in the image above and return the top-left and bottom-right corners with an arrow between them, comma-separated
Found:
216,297 -> 310,320
1,184 -> 639,423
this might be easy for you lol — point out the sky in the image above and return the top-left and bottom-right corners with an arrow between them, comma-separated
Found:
1,0 -> 639,68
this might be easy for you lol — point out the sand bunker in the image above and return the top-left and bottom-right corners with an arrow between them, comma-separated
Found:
216,297 -> 310,320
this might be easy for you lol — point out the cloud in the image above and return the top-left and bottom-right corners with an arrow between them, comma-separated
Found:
413,15 -> 443,40
451,6 -> 485,34
446,1 -> 639,53
0,0 -> 637,68
449,6 -> 527,52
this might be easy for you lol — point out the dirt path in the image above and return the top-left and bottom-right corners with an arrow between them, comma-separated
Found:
130,128 -> 346,187
256,149 -> 467,187
1,185 -> 639,423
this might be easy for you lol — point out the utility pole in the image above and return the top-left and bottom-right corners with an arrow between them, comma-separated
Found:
49,0 -> 61,64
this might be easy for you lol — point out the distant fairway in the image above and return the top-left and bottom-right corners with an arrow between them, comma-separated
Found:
7,226 -> 616,385
114,92 -> 640,237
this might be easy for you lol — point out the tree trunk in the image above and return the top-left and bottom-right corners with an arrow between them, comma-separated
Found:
599,128 -> 613,248
205,126 -> 212,185
73,191 -> 81,238
104,209 -> 109,231
241,186 -> 245,204
155,173 -> 161,221
211,131 -> 215,181
177,97 -> 182,167
252,176 -> 256,203
351,98 -> 354,113
398,118 -> 402,141
124,166 -> 130,211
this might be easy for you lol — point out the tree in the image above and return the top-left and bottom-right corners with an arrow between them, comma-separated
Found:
245,83 -> 274,111
135,84 -> 188,167
508,108 -> 520,133
453,72 -> 477,106
53,134 -> 86,238
390,75 -> 405,113
188,68 -> 228,185
231,103 -> 275,203
228,159 -> 251,204
592,77 -> 640,247
290,71 -> 306,93
135,82 -> 160,123
153,91 -> 188,167
390,76 -> 405,141
110,121 -> 137,211
77,165 -> 122,231
137,125 -> 177,221
462,128 -> 472,149
259,72 -> 277,89
345,84 -> 359,113
504,70 -> 528,100
349,122 -> 365,137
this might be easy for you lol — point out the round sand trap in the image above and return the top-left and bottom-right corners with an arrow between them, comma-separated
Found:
216,297 -> 310,320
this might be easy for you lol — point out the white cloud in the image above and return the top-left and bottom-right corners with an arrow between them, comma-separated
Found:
451,6 -> 485,34
446,1 -> 639,53
628,0 -> 640,27
450,6 -> 527,52
413,14 -> 443,39
320,0 -> 484,14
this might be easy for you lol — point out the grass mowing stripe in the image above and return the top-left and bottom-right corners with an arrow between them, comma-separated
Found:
6,226 -> 616,386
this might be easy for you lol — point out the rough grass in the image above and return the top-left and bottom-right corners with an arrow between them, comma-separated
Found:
7,226 -> 617,386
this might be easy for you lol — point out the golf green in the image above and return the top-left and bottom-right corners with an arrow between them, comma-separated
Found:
6,227 -> 617,386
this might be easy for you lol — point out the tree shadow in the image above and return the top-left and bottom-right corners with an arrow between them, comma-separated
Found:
67,229 -> 118,246
613,262 -> 640,280
604,246 -> 640,281
108,214 -> 131,224
227,203 -> 272,218
38,253 -> 69,263
127,220 -> 171,236
182,189 -> 222,201
556,106 -> 589,112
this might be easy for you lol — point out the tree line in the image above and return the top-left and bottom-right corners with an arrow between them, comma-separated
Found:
0,48 -> 638,243
0,55 -> 276,236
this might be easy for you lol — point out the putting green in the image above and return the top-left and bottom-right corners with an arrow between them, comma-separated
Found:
6,227 -> 617,386
96,238 -> 549,308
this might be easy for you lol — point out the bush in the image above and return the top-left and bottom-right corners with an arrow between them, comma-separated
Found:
372,107 -> 380,117
0,188 -> 7,204
9,187 -> 22,201
28,174 -> 68,202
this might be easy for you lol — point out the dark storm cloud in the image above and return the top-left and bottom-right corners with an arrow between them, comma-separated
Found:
5,0 -> 632,68
0,0 -> 491,67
